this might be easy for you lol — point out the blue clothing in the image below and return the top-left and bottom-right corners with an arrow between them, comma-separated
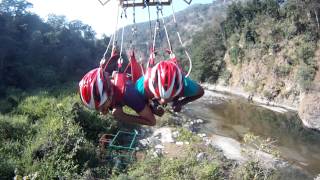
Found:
135,76 -> 201,98
117,81 -> 147,113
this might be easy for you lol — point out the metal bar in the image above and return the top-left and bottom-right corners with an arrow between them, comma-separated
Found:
122,0 -> 172,7
129,131 -> 138,148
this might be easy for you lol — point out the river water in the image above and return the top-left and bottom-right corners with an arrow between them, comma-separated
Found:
184,90 -> 320,178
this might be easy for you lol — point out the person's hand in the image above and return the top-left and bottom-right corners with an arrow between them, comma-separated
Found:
172,101 -> 182,112
154,106 -> 165,117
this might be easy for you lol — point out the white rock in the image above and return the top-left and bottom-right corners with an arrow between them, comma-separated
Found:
152,127 -> 174,143
209,135 -> 246,162
148,137 -> 161,146
176,141 -> 184,146
155,144 -> 165,149
196,152 -> 205,162
196,119 -> 204,124
172,131 -> 179,139
197,133 -> 206,138
139,139 -> 149,147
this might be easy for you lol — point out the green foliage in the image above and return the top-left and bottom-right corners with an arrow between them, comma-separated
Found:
219,69 -> 232,84
274,65 -> 291,77
0,0 -> 109,95
231,160 -> 275,180
297,64 -> 316,91
229,46 -> 243,65
0,88 -> 118,179
296,43 -> 316,64
243,133 -> 280,157
191,27 -> 226,82
176,127 -> 201,143
16,93 -> 57,120
117,146 -> 224,180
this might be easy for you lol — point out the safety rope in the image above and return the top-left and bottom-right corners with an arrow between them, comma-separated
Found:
103,34 -> 113,59
170,4 -> 192,77
117,7 -> 127,71
157,0 -> 172,52
145,0 -> 154,44
112,4 -> 121,53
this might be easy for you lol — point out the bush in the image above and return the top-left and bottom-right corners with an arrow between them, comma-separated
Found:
297,65 -> 316,91
296,43 -> 316,64
120,146 -> 224,180
274,65 -> 291,77
0,115 -> 30,140
16,93 -> 57,120
229,46 -> 243,65
0,89 -> 118,179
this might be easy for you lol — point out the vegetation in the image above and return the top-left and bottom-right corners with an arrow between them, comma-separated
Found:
0,0 -> 115,96
0,86 -> 120,179
189,0 -> 319,93
1,0 -> 320,179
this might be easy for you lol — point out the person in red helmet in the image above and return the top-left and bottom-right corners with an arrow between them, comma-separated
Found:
135,60 -> 204,112
79,67 -> 156,126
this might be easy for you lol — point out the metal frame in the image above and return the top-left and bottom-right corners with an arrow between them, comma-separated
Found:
122,0 -> 172,7
99,130 -> 138,164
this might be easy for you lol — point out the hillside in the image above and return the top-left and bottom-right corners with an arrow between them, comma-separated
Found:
215,0 -> 320,131
119,1 -> 229,65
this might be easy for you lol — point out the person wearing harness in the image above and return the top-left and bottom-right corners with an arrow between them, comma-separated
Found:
135,60 -> 204,113
79,67 -> 156,126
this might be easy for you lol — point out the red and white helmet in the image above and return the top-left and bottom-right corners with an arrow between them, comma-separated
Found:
147,61 -> 183,100
79,68 -> 113,110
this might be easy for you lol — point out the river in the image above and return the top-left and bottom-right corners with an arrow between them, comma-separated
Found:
183,90 -> 320,178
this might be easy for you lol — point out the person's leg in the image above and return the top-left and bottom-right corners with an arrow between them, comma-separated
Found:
112,106 -> 156,126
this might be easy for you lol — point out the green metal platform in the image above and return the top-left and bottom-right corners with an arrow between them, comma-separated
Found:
100,130 -> 138,164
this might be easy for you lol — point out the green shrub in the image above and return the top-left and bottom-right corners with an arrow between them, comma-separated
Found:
176,127 -> 201,142
274,65 -> 291,77
0,115 -> 30,141
219,69 -> 232,84
296,43 -> 316,64
297,65 -> 316,91
121,146 -> 223,180
16,94 -> 57,120
230,46 -> 243,65
231,160 -> 275,180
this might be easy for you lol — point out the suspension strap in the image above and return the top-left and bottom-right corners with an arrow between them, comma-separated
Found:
145,0 -> 154,44
157,0 -> 172,52
101,4 -> 121,72
117,7 -> 127,71
171,3 -> 192,77
112,5 -> 121,52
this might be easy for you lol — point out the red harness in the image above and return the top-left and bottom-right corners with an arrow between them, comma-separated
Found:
101,49 -> 144,106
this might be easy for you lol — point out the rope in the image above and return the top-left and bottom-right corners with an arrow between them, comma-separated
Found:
103,34 -> 113,59
157,0 -> 172,52
170,3 -> 192,77
118,7 -> 127,71
131,0 -> 137,50
146,0 -> 154,46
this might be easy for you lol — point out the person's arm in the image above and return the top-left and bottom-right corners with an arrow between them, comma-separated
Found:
111,105 -> 156,126
172,85 -> 204,112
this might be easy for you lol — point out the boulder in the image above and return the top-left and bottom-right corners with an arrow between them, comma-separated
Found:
298,92 -> 320,131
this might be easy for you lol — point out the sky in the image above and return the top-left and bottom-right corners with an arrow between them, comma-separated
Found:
27,0 -> 213,37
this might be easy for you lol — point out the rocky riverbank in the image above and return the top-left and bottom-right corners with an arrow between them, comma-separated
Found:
132,96 -> 314,179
